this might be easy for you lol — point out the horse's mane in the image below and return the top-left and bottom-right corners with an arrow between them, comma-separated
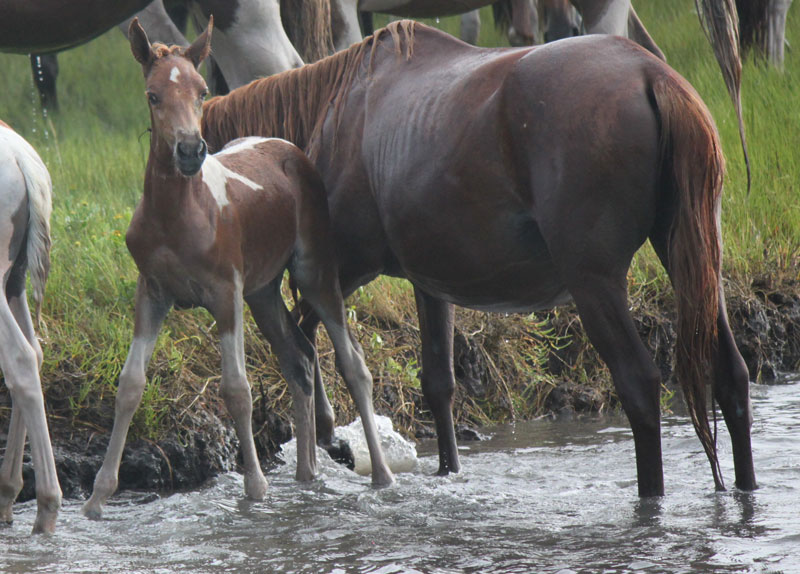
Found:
280,0 -> 333,63
202,20 -> 417,161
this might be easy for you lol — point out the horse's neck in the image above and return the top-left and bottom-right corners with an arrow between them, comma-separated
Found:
142,140 -> 198,219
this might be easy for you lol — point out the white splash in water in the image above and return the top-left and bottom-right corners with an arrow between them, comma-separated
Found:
280,415 -> 418,476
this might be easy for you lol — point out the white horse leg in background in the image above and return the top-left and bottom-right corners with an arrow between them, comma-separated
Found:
767,0 -> 793,67
0,123 -> 58,535
119,0 -> 188,47
191,0 -> 302,89
461,10 -> 482,44
332,0 -> 364,51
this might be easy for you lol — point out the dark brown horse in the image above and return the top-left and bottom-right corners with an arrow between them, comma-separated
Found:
83,18 -> 393,520
201,21 -> 757,498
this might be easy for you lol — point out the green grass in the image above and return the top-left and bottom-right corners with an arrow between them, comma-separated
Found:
0,0 -> 797,437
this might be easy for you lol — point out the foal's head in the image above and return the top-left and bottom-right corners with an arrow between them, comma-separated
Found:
129,17 -> 213,176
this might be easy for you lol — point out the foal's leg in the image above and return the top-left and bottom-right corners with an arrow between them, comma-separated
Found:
298,310 -> 336,447
414,288 -> 460,475
246,281 -> 318,482
210,283 -> 268,500
83,277 -> 171,519
567,275 -> 665,497
298,279 -> 394,486
0,294 -> 61,532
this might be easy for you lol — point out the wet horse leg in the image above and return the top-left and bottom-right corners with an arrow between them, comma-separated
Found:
414,287 -> 460,475
246,281 -> 318,482
0,273 -> 46,525
211,283 -> 268,499
567,276 -> 665,496
0,293 -> 61,532
650,233 -> 756,490
298,276 -> 394,486
298,310 -> 336,448
83,277 -> 172,519
714,295 -> 756,490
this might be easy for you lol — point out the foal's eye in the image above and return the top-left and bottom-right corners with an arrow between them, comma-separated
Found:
147,92 -> 160,106
200,89 -> 209,100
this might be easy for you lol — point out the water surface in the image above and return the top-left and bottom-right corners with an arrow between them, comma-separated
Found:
2,381 -> 798,573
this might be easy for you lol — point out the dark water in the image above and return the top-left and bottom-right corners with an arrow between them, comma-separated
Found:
2,381 -> 798,574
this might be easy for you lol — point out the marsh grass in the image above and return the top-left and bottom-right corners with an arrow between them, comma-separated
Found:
0,0 -> 796,441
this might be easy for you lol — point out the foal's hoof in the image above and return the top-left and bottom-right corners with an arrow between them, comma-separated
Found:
32,512 -> 58,535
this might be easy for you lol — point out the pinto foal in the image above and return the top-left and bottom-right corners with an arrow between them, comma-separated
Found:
83,19 -> 393,519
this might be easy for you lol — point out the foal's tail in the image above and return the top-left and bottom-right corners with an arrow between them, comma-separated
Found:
16,142 -> 53,325
652,73 -> 726,491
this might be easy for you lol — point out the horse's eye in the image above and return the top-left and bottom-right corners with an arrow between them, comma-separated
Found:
147,92 -> 160,106
200,89 -> 209,100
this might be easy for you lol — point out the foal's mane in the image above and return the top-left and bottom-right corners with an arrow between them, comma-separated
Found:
201,20 -> 417,161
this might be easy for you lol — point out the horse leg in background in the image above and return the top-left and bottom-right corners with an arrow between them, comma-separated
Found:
414,288 -> 461,475
297,309 -> 337,449
210,284 -> 269,499
247,281 -> 319,482
29,54 -> 59,113
461,10 -> 481,45
626,5 -> 665,61
359,10 -> 374,36
766,0 -> 792,67
83,278 -> 172,519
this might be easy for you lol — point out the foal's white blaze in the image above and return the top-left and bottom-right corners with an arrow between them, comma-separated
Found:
169,66 -> 181,83
201,155 -> 263,209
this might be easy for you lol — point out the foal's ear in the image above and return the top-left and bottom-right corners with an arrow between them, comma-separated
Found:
128,18 -> 154,71
185,16 -> 213,69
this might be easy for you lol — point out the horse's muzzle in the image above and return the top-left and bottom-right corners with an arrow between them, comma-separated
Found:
176,138 -> 207,176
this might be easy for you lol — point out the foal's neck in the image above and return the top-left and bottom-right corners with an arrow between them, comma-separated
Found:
142,131 -> 199,215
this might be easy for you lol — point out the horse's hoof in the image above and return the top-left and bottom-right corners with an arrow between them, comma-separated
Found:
372,468 -> 395,487
244,473 -> 268,500
82,500 -> 104,521
31,512 -> 57,535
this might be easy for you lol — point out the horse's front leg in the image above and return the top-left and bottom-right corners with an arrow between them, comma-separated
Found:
212,281 -> 268,500
414,287 -> 460,475
83,277 -> 171,519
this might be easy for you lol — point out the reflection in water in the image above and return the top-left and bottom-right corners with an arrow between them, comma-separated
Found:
1,381 -> 798,573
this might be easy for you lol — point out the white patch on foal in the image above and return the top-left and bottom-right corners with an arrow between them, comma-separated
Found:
217,136 -> 294,157
169,66 -> 181,83
201,154 -> 263,209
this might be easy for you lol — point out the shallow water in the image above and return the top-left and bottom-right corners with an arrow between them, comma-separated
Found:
2,381 -> 799,574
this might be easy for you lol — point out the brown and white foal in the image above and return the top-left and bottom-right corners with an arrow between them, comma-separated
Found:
83,19 -> 393,519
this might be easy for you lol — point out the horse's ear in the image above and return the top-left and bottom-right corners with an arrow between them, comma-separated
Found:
129,18 -> 154,71
185,16 -> 213,69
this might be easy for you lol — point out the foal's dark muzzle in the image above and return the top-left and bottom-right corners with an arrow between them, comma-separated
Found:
176,138 -> 207,176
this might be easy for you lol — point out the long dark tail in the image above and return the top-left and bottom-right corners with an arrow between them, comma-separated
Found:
653,74 -> 726,491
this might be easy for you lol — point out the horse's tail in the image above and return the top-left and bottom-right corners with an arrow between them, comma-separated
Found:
16,142 -> 53,325
652,73 -> 726,491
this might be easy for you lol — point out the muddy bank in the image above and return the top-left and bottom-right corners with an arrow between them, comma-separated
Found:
4,277 -> 799,503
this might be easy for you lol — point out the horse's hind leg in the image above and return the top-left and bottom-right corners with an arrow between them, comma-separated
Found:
0,266 -> 45,525
414,288 -> 460,475
0,293 -> 61,532
567,275 -> 665,496
246,281 -> 318,482
714,297 -> 756,490
650,234 -> 756,490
